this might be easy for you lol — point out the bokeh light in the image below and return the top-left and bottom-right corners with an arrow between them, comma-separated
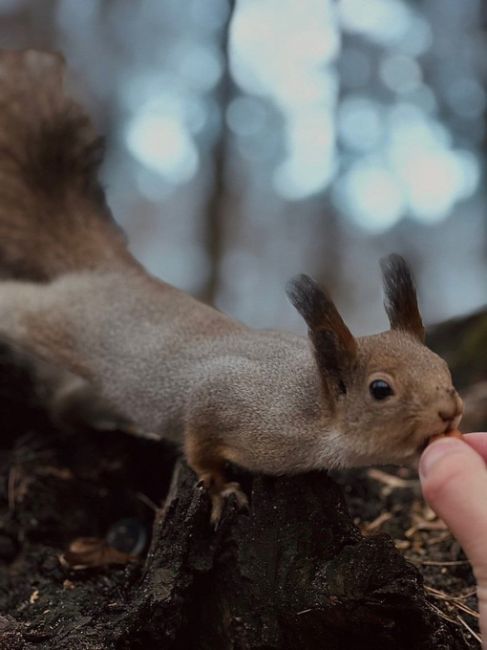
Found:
126,102 -> 199,184
231,0 -> 339,200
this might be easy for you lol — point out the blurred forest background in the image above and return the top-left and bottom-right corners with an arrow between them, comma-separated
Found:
1,0 -> 486,334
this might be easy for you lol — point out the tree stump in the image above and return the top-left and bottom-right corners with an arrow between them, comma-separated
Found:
112,462 -> 467,650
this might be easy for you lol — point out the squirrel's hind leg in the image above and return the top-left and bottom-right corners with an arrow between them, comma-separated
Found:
0,335 -> 133,436
48,373 -> 134,434
185,433 -> 249,526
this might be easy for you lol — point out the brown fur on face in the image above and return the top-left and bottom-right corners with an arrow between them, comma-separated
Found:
330,330 -> 463,467
286,256 -> 462,468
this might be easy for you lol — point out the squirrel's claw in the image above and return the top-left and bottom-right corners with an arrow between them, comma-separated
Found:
189,457 -> 249,526
208,481 -> 249,528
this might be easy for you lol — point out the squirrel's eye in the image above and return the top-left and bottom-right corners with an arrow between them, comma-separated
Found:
369,379 -> 394,400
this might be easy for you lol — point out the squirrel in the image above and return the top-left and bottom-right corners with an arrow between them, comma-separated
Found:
0,50 -> 463,522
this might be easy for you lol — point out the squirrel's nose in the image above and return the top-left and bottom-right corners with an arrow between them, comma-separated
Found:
438,389 -> 463,429
438,410 -> 455,425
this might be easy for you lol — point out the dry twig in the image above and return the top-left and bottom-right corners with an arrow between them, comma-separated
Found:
367,469 -> 418,489
457,615 -> 482,644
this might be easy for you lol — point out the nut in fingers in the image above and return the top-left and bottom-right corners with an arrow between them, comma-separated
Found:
428,429 -> 463,446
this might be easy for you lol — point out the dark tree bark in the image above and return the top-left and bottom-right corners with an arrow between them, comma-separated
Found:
112,462 -> 467,650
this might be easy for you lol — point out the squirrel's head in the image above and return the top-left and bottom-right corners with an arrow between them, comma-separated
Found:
286,254 -> 463,468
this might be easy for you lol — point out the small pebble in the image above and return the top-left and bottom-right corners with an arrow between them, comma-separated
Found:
40,554 -> 64,580
106,518 -> 147,556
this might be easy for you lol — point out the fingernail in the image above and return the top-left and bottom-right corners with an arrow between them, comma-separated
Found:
419,439 -> 466,479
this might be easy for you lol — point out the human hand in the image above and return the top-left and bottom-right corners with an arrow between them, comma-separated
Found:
419,433 -> 487,646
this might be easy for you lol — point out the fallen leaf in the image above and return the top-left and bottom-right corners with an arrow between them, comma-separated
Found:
60,537 -> 134,570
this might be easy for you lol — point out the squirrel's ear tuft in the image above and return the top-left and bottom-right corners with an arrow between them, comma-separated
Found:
286,274 -> 329,331
286,274 -> 357,394
380,254 -> 425,342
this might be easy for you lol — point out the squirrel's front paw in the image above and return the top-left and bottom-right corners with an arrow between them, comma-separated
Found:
211,481 -> 249,526
198,475 -> 249,527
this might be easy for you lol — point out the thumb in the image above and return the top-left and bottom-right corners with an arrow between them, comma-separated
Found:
419,437 -> 487,639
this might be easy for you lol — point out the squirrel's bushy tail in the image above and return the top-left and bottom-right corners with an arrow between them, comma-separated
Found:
0,49 -> 130,281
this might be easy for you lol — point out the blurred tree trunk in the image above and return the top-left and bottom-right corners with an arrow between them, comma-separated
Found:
311,197 -> 344,297
200,0 -> 236,306
311,30 -> 347,300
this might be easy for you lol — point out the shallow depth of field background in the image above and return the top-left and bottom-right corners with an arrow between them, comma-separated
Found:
2,0 -> 486,334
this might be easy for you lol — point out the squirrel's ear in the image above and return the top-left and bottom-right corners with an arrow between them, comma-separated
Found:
380,254 -> 425,342
286,274 -> 357,394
